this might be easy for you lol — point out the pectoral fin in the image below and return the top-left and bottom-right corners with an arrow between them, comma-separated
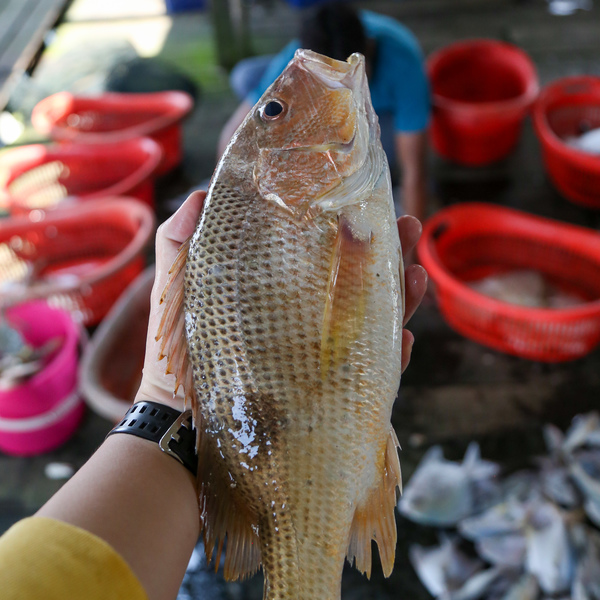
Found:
347,426 -> 402,578
321,214 -> 371,376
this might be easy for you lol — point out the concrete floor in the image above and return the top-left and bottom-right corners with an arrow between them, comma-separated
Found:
2,0 -> 600,598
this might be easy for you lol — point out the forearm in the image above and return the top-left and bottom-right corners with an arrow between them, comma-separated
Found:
401,172 -> 428,223
395,130 -> 429,222
37,432 -> 199,600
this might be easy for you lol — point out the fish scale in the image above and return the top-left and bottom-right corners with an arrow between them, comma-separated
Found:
160,49 -> 403,600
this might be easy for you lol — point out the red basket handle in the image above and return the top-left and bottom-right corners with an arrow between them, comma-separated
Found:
553,77 -> 600,98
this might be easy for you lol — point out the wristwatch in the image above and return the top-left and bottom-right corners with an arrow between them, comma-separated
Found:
107,401 -> 198,476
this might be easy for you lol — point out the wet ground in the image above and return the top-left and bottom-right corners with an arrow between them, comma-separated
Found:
2,0 -> 600,598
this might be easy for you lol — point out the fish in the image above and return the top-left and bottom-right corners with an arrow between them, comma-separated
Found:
398,443 -> 500,526
499,573 -> 539,600
158,49 -> 404,599
566,126 -> 600,154
569,451 -> 600,528
0,318 -> 62,389
458,472 -> 538,569
571,526 -> 600,600
524,500 -> 575,595
467,269 -> 585,309
408,535 -> 483,598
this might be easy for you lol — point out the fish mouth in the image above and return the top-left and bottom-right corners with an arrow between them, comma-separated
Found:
295,49 -> 365,91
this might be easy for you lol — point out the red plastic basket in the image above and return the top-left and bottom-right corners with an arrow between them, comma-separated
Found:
0,138 -> 162,213
427,39 -> 539,166
0,198 -> 155,326
31,91 -> 193,175
417,202 -> 600,361
532,76 -> 600,209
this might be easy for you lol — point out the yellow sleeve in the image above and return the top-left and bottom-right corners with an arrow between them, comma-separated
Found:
0,516 -> 148,600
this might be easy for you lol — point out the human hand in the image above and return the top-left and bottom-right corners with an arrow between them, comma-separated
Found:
398,215 -> 428,373
135,197 -> 426,409
135,191 -> 206,411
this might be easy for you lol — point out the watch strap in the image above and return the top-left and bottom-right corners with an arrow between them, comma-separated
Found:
108,401 -> 198,476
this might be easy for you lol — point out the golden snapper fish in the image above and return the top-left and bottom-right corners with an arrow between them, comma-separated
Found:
159,49 -> 404,599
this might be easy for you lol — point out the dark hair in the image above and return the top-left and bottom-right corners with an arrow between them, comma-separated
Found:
299,2 -> 367,61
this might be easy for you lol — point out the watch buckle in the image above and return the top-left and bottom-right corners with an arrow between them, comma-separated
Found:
159,409 -> 194,464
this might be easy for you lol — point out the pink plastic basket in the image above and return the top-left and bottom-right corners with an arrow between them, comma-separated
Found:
0,301 -> 84,455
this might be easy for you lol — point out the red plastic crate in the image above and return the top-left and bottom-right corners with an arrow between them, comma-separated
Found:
32,91 -> 193,175
427,39 -> 539,166
0,198 -> 155,326
533,76 -> 600,209
417,202 -> 600,361
0,137 -> 162,213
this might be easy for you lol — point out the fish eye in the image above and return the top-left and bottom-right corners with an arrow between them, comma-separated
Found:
260,99 -> 286,121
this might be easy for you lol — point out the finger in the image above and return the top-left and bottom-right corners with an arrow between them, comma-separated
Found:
397,215 -> 422,257
161,190 -> 206,247
401,329 -> 414,373
403,264 -> 428,326
152,190 -> 206,303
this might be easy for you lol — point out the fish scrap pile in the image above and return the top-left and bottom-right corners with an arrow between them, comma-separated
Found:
467,270 -> 585,309
398,413 -> 600,599
0,318 -> 61,389
566,127 -> 600,155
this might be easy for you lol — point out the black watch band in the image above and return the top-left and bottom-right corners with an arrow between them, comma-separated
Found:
107,401 -> 198,476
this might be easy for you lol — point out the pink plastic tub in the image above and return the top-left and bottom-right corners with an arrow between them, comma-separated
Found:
0,389 -> 84,456
0,301 -> 80,419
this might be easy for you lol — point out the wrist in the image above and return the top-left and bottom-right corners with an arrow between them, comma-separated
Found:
109,401 -> 198,477
135,378 -> 186,412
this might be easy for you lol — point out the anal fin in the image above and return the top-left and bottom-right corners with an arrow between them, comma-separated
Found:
197,434 -> 262,581
347,425 -> 402,578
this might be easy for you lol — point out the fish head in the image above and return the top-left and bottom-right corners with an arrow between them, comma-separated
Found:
248,49 -> 379,217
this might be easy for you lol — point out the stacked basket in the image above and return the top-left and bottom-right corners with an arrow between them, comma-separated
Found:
0,89 -> 192,454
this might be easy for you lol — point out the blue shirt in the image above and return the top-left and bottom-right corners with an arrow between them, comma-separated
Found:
247,10 -> 430,133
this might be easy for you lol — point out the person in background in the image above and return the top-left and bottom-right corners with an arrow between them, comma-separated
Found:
0,190 -> 427,600
218,2 -> 431,222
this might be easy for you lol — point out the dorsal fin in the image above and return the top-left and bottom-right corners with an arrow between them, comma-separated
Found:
346,425 -> 402,578
156,236 -> 195,409
158,237 -> 262,580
